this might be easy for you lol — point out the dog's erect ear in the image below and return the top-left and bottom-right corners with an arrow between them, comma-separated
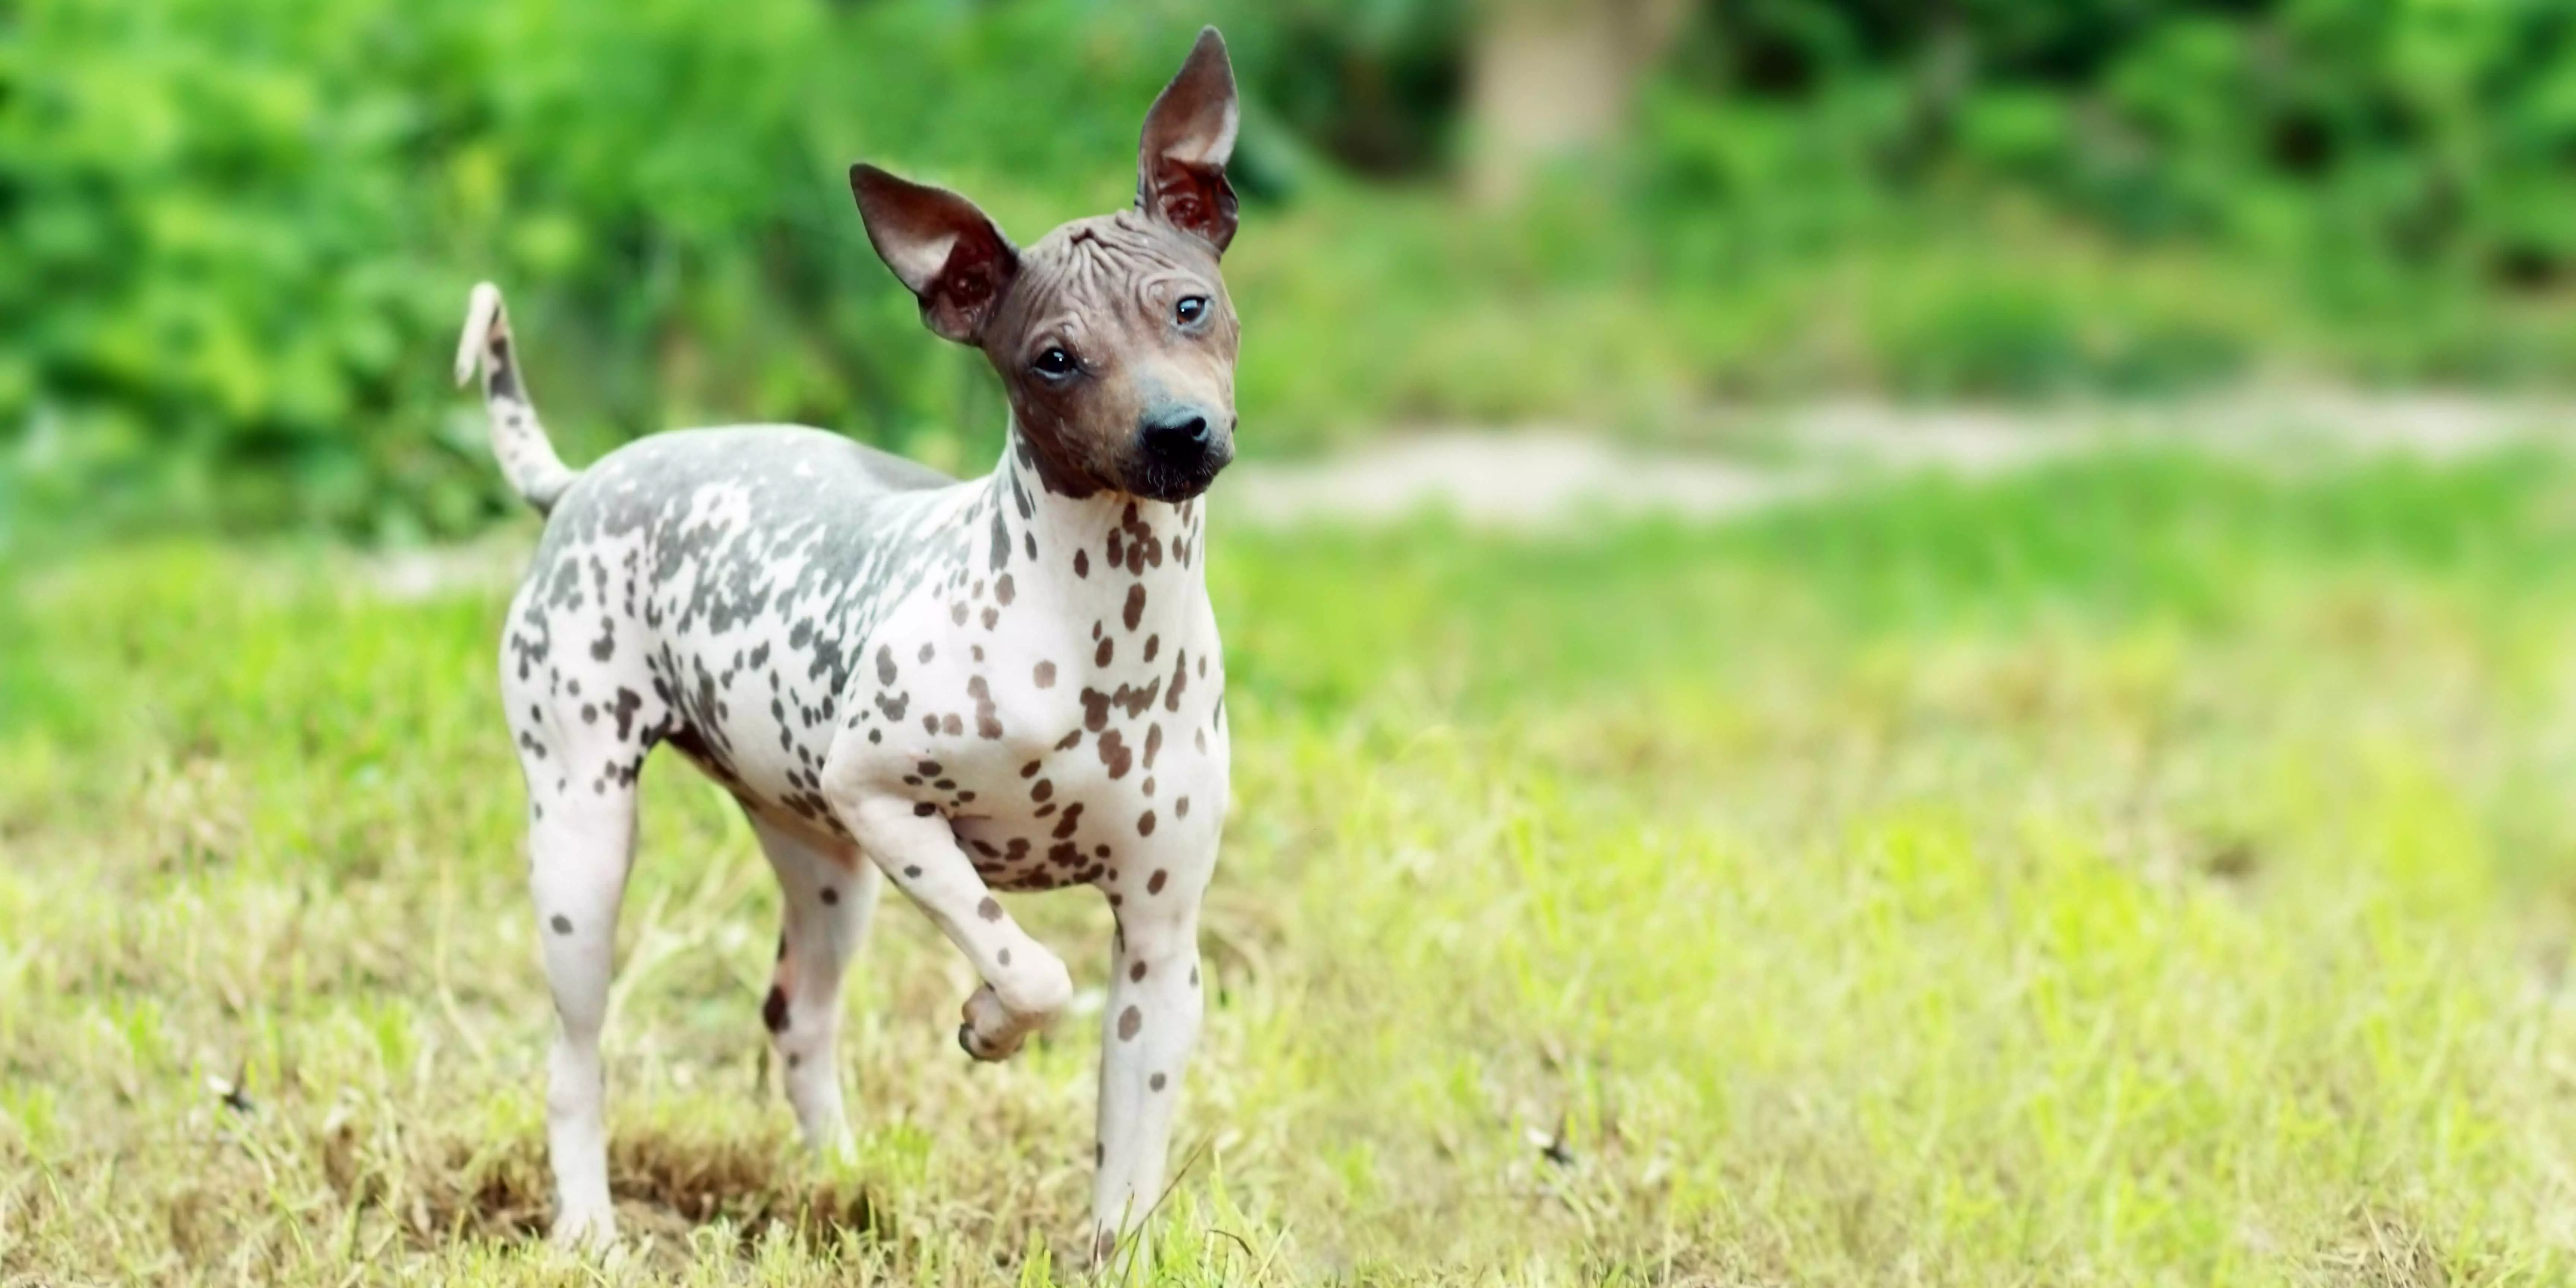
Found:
1136,26 -> 1240,254
851,164 -> 1020,345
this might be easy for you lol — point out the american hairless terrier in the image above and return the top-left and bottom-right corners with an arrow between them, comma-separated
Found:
456,28 -> 1243,1259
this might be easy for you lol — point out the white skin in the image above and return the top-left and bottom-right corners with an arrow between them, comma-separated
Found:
481,28 -> 1244,1258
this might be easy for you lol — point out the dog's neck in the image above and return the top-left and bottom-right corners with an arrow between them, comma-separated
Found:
977,422 -> 1210,621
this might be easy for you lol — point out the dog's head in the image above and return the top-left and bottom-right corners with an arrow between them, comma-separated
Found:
853,28 -> 1241,503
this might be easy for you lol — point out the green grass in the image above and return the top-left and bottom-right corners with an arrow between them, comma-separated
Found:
13,450 -> 2576,1282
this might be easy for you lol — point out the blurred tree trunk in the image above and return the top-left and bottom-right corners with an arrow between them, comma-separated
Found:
1464,0 -> 1686,202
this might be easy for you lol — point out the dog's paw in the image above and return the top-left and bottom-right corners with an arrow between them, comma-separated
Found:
959,987 -> 1027,1062
548,1205 -> 618,1251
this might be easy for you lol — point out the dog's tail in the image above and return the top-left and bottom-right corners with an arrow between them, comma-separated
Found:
455,282 -> 577,515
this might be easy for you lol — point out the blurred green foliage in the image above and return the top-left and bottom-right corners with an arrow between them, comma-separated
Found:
7,0 -> 2576,541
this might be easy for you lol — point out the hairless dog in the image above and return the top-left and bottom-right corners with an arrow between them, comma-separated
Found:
457,28 -> 1244,1262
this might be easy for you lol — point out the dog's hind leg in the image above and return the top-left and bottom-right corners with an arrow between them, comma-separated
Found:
518,754 -> 641,1247
746,813 -> 879,1158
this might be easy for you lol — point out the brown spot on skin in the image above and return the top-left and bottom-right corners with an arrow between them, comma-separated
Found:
1176,796 -> 1190,817
877,645 -> 898,686
1137,810 -> 1156,836
982,606 -> 999,630
978,897 -> 1003,921
1129,960 -> 1147,982
904,865 -> 922,878
1118,1006 -> 1142,1040
1123,584 -> 1146,632
1098,729 -> 1133,778
1143,635 -> 1159,662
1196,729 -> 1208,754
951,602 -> 969,625
1143,723 -> 1163,770
969,676 -> 1003,739
999,947 -> 1011,966
1032,779 -> 1054,802
1143,777 -> 1155,796
942,713 -> 963,736
1107,531 -> 1124,568
1053,803 -> 1086,839
1034,660 -> 1057,689
763,986 -> 790,1033
1121,679 -> 1161,718
1147,869 -> 1168,894
820,887 -> 840,906
914,802 -> 938,817
918,643 -> 935,663
1074,549 -> 1089,578
924,714 -> 940,734
550,915 -> 574,935
1021,760 -> 1041,777
995,574 -> 1015,605
1150,1073 -> 1167,1091
1057,728 -> 1085,751
919,761 -> 942,775
1096,637 -> 1114,667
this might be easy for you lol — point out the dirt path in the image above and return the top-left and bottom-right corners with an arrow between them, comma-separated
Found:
1221,393 -> 2573,528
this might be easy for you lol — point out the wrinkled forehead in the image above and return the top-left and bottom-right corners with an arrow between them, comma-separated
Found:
997,212 -> 1222,343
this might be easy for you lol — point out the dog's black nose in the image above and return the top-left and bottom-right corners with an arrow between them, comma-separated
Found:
1139,410 -> 1212,460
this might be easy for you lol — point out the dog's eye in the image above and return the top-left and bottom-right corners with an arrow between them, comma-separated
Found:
1175,296 -> 1208,325
1032,347 -> 1077,378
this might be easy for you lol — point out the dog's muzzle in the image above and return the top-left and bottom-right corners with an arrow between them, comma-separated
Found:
1127,407 -> 1234,501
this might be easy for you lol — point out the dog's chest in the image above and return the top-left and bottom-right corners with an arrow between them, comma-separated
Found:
830,538 -> 1226,890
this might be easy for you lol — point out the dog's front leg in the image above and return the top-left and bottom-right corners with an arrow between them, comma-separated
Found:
1089,860 -> 1208,1267
835,796 -> 1073,1059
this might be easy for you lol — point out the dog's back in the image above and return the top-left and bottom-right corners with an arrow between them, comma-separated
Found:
498,420 -> 989,835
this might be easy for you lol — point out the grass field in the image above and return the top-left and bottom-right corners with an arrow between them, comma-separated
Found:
12,449 -> 2576,1284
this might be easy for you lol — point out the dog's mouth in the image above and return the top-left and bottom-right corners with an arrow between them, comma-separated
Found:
1120,442 -> 1234,503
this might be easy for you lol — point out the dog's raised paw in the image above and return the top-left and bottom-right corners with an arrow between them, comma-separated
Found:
957,1021 -> 1019,1063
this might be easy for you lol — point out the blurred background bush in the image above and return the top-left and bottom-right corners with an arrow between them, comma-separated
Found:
8,0 -> 2575,543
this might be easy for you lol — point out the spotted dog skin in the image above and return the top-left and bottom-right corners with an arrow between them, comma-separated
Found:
462,30 -> 1245,1261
